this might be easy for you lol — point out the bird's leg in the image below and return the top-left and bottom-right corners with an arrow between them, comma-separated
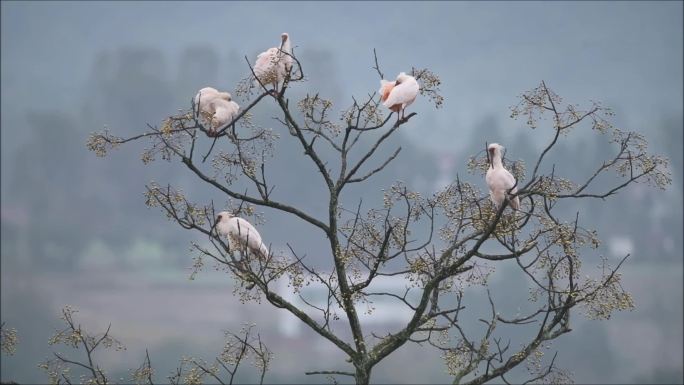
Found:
234,250 -> 256,291
241,249 -> 259,290
228,123 -> 236,140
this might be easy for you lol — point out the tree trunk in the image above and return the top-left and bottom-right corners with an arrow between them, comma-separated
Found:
355,366 -> 371,385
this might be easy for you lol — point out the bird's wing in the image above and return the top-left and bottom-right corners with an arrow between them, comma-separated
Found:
195,87 -> 219,102
502,169 -> 518,192
255,49 -> 270,61
230,101 -> 240,112
485,168 -> 493,186
254,49 -> 275,75
256,48 -> 279,66
278,49 -> 294,69
503,169 -> 520,209
212,101 -> 240,128
210,98 -> 230,109
384,80 -> 419,108
487,167 -> 520,208
378,80 -> 395,102
212,110 -> 229,128
230,218 -> 267,254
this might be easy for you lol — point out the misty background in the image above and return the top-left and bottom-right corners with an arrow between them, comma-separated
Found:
1,1 -> 682,383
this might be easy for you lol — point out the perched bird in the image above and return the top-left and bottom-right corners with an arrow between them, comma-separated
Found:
212,211 -> 269,290
213,211 -> 269,259
485,143 -> 520,210
209,98 -> 240,134
380,72 -> 419,119
193,87 -> 235,134
253,33 -> 293,92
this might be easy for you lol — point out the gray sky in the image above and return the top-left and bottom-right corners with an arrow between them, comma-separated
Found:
2,2 -> 682,143
1,1 -> 682,384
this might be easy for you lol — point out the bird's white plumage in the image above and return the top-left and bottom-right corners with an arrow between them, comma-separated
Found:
194,88 -> 232,107
485,143 -> 520,210
378,79 -> 396,103
215,211 -> 269,258
194,87 -> 221,115
193,87 -> 237,134
253,33 -> 293,89
215,91 -> 232,102
209,98 -> 240,131
382,72 -> 419,115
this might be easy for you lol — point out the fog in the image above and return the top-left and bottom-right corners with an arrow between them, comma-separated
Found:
1,1 -> 682,384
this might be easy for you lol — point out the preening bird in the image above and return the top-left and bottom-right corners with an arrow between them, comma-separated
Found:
208,98 -> 240,134
193,87 -> 235,134
485,143 -> 520,210
213,211 -> 269,260
379,72 -> 419,119
253,33 -> 293,92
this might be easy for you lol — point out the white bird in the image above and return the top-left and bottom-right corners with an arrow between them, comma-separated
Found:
193,87 -> 235,134
253,33 -> 293,92
213,211 -> 269,259
379,72 -> 419,119
208,98 -> 240,134
486,143 -> 520,210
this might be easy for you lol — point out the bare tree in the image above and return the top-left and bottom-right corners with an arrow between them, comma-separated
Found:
86,47 -> 670,384
39,306 -> 126,385
39,306 -> 270,385
166,324 -> 271,385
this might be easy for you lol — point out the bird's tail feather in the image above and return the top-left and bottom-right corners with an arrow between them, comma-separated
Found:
511,195 -> 521,211
259,244 -> 270,259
